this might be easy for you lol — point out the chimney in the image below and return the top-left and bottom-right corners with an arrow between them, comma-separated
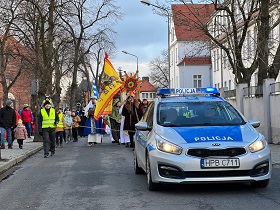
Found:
142,77 -> 149,81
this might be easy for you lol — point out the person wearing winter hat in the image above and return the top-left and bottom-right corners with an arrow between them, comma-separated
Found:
37,100 -> 59,158
20,103 -> 33,138
41,95 -> 54,108
14,119 -> 28,149
110,98 -> 122,144
0,100 -> 16,149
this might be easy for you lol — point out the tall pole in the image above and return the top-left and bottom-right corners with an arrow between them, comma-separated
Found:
122,50 -> 139,74
140,0 -> 171,87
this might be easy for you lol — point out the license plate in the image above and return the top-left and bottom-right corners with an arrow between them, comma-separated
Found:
201,158 -> 240,168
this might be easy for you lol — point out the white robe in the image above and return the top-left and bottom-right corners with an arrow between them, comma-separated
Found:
85,100 -> 99,143
119,105 -> 130,144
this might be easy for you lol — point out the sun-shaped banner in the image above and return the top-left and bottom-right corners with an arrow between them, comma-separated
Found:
121,71 -> 142,95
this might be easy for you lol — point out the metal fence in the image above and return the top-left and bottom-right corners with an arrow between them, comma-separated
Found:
224,89 -> 236,98
270,82 -> 280,94
243,85 -> 263,97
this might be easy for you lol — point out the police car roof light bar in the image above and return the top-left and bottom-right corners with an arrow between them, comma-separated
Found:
157,87 -> 220,97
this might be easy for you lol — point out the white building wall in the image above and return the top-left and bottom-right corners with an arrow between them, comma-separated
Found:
209,3 -> 280,88
170,40 -> 212,88
270,95 -> 280,143
179,65 -> 211,88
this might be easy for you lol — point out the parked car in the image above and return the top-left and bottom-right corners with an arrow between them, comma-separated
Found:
134,87 -> 271,191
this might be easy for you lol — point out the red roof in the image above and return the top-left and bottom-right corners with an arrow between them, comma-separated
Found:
140,80 -> 157,92
178,56 -> 212,66
172,4 -> 215,41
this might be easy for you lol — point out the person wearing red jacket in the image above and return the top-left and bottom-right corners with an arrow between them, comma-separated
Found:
20,104 -> 33,138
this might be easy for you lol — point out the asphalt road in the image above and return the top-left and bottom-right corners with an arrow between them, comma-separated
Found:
0,136 -> 280,210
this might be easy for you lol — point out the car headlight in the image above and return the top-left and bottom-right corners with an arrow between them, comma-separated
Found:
156,135 -> 182,155
249,139 -> 266,153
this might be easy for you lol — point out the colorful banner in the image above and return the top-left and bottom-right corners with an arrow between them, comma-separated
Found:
94,53 -> 122,120
102,100 -> 112,115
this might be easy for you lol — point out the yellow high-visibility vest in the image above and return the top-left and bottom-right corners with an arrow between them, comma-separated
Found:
41,108 -> 56,128
56,112 -> 64,128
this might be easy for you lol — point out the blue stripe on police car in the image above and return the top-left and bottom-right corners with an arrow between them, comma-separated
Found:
172,126 -> 243,143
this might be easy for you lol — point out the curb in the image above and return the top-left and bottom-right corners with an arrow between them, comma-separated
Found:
0,145 -> 43,175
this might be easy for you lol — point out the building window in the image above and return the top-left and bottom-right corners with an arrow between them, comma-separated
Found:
149,93 -> 154,99
171,27 -> 175,42
142,93 -> 148,99
247,30 -> 252,57
229,80 -> 231,90
254,26 -> 257,52
213,51 -> 216,71
224,81 -> 227,89
175,48 -> 178,63
193,75 -> 202,88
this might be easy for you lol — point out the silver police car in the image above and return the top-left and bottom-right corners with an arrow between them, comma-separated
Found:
134,87 -> 271,191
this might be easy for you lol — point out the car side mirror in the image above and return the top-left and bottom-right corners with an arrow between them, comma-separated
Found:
135,121 -> 152,131
248,120 -> 260,128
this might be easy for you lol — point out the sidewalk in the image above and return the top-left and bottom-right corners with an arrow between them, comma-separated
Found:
0,138 -> 280,175
0,138 -> 43,174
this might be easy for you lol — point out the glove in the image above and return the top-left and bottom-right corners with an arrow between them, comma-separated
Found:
39,132 -> 43,136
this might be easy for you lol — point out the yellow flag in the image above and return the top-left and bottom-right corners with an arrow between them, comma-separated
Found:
102,100 -> 112,115
94,54 -> 122,120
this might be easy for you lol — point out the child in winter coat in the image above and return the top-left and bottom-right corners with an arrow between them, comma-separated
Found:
64,111 -> 73,143
14,119 -> 28,149
71,111 -> 81,142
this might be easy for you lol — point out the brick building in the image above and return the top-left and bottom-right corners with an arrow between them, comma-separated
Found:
0,35 -> 32,110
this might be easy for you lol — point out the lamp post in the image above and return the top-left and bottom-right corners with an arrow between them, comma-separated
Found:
122,50 -> 139,74
140,0 -> 171,88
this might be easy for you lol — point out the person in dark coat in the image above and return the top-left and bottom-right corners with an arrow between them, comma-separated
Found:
121,95 -> 143,149
0,100 -> 17,149
78,111 -> 86,137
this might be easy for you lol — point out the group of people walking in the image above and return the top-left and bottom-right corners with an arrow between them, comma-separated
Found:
83,94 -> 149,150
0,93 -> 148,157
0,100 -> 34,149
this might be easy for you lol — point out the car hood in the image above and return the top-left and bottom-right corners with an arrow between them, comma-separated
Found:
155,123 -> 260,145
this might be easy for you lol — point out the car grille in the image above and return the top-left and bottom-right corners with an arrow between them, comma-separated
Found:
184,170 -> 251,178
187,148 -> 246,157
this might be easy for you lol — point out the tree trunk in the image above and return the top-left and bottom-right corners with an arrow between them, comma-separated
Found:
257,0 -> 270,86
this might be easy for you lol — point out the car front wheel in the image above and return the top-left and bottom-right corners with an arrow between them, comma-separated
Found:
146,154 -> 160,191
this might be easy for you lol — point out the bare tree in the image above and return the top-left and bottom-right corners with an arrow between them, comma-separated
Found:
148,50 -> 169,88
57,0 -> 121,108
160,0 -> 280,85
0,0 -> 33,104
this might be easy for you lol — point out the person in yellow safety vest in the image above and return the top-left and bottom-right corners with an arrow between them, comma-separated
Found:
41,95 -> 54,108
38,101 -> 59,158
55,108 -> 65,148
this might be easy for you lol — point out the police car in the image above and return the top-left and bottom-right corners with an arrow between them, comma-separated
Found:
134,87 -> 271,191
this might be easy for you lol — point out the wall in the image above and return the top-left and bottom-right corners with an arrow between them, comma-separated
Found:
243,97 -> 265,136
223,79 -> 280,144
270,95 -> 280,143
179,65 -> 211,88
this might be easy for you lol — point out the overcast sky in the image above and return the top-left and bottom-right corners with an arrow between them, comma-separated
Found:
110,0 -> 168,78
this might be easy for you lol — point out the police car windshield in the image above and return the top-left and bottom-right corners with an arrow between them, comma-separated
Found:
157,101 -> 246,127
